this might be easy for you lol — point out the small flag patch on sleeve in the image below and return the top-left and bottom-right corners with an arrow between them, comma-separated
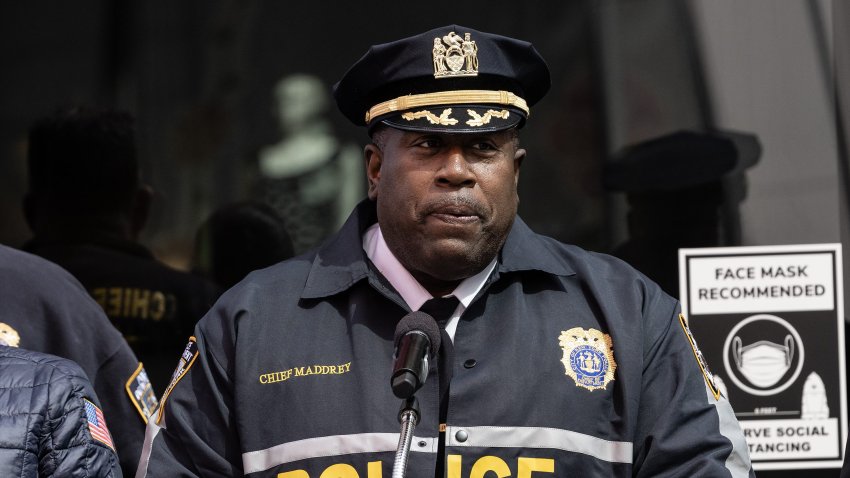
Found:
84,398 -> 115,451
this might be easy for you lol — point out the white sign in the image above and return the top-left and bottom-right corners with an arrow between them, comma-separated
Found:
687,253 -> 835,314
740,418 -> 839,460
679,244 -> 846,471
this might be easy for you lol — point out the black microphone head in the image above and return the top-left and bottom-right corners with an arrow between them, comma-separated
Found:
394,311 -> 441,358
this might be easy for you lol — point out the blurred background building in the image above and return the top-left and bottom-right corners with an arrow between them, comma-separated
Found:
0,0 -> 843,265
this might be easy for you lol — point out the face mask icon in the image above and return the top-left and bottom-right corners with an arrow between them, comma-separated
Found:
732,335 -> 794,388
723,314 -> 805,396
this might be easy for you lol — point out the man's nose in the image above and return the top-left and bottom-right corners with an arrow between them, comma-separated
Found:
436,147 -> 475,187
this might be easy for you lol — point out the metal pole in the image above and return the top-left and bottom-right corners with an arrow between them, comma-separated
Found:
392,398 -> 419,478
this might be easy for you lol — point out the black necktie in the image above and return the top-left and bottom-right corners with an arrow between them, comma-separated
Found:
419,296 -> 459,401
419,296 -> 459,478
419,296 -> 459,328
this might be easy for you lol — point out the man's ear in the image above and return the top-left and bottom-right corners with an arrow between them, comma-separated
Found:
364,143 -> 383,200
513,147 -> 526,187
130,185 -> 153,240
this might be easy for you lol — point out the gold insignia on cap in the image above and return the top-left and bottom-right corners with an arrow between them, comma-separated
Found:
559,327 -> 616,391
401,108 -> 459,125
0,322 -> 20,347
466,109 -> 509,127
433,31 -> 478,79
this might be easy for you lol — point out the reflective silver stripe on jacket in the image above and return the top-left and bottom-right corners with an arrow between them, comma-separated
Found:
241,426 -> 633,474
136,420 -> 162,478
707,385 -> 753,477
242,433 -> 437,474
445,425 -> 633,463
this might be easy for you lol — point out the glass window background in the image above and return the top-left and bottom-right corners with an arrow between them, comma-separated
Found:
1,0 -> 842,269
0,1 -> 845,472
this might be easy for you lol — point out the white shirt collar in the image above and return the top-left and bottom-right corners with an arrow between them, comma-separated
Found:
362,223 -> 496,312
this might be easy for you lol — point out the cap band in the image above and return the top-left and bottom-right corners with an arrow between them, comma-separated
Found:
365,89 -> 529,124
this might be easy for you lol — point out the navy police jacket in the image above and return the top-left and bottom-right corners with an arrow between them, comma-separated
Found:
139,200 -> 754,477
0,346 -> 123,477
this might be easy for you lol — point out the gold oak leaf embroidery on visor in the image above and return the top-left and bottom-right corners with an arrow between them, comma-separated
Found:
401,108 -> 459,125
466,109 -> 510,127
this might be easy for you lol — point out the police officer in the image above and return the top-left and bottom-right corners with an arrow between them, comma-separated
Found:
22,106 -> 221,395
138,26 -> 754,477
0,244 -> 150,476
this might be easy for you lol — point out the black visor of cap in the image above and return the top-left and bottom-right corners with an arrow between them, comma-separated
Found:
379,104 -> 525,134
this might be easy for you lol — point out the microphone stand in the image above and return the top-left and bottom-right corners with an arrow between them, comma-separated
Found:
392,397 -> 419,478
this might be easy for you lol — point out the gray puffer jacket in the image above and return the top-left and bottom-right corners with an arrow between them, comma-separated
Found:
0,345 -> 123,477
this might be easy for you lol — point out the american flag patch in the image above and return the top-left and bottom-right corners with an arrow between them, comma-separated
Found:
84,399 -> 115,451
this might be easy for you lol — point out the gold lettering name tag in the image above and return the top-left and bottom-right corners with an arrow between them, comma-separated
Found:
259,362 -> 352,385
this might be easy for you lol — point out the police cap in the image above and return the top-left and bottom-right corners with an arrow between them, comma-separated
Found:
333,25 -> 550,134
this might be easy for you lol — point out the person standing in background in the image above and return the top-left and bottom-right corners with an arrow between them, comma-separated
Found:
21,106 -> 221,396
192,201 -> 294,290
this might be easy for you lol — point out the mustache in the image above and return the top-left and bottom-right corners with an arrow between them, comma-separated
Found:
421,195 -> 487,217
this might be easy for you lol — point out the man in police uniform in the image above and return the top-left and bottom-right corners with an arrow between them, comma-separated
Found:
138,26 -> 754,477
22,106 -> 221,395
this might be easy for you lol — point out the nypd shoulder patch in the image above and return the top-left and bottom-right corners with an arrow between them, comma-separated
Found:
156,336 -> 199,425
679,313 -> 722,400
125,363 -> 159,423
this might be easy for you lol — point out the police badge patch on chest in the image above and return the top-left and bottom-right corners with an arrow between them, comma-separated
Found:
559,327 -> 617,391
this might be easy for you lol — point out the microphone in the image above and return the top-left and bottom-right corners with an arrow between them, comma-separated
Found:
391,311 -> 441,399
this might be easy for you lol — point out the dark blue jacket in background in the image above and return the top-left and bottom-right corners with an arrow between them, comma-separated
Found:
0,345 -> 123,477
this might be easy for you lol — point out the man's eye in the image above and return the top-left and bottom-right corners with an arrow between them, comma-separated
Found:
472,142 -> 497,151
416,139 -> 441,148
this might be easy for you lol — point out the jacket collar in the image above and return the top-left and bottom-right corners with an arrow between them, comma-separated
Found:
301,199 -> 575,300
497,215 -> 576,277
301,200 -> 377,299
